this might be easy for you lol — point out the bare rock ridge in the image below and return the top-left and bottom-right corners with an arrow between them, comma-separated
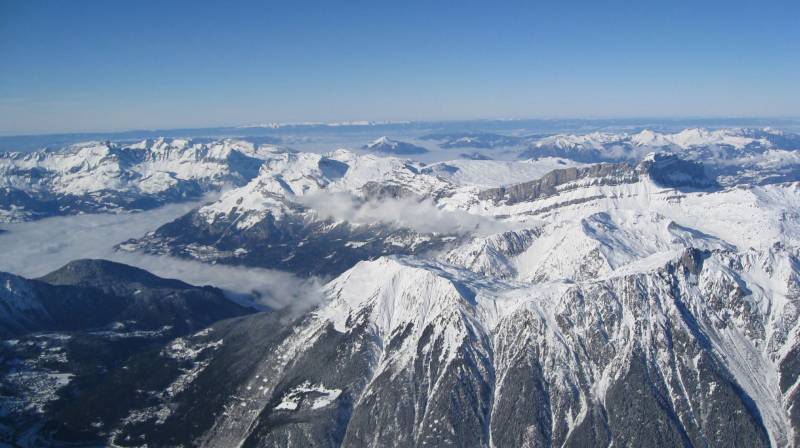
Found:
479,153 -> 717,205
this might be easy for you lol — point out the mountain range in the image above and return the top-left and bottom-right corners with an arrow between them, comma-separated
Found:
2,127 -> 800,446
0,138 -> 288,222
362,136 -> 429,155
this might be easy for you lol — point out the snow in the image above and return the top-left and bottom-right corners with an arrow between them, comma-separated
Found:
0,138 -> 289,221
300,141 -> 800,445
1,368 -> 74,415
162,337 -> 224,361
532,132 -> 620,150
194,148 -> 459,230
537,127 -> 771,151
364,136 -> 398,150
4,128 -> 800,444
274,382 -> 342,411
421,158 -> 583,188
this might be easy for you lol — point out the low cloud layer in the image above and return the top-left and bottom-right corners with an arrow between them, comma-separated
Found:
0,200 -> 324,312
0,191 -> 515,314
297,191 -> 513,236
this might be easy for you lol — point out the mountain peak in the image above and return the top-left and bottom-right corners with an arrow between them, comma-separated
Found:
362,137 -> 428,155
320,256 -> 477,335
39,258 -> 191,290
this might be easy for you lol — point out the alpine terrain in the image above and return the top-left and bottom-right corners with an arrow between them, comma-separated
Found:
2,127 -> 800,447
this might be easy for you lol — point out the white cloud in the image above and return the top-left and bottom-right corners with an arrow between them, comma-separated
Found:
0,200 -> 324,312
0,190 -> 513,315
296,191 -> 513,236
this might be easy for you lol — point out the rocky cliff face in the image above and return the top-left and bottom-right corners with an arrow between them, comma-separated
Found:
478,153 -> 717,205
478,162 -> 639,204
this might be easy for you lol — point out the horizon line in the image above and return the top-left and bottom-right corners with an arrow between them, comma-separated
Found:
2,115 -> 800,139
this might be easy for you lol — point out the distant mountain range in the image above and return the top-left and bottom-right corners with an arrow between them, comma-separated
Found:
0,138 -> 287,221
3,127 -> 799,223
361,136 -> 429,155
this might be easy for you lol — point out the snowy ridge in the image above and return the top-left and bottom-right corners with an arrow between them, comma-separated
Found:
187,139 -> 800,445
303,242 -> 800,446
532,127 -> 775,152
194,149 -> 456,230
519,127 -> 800,186
630,127 -> 769,149
362,136 -> 428,155
0,138 -> 288,221
421,157 -> 582,188
3,127 -> 799,223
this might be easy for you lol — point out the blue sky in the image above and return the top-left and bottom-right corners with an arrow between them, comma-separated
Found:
0,0 -> 798,135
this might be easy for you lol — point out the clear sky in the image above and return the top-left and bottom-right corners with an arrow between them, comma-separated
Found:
0,0 -> 798,135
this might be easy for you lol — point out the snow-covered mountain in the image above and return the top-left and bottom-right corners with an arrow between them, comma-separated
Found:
122,149 -> 726,277
107,136 -> 800,446
519,127 -> 800,185
0,138 -> 288,222
420,157 -> 579,188
421,132 -> 527,149
362,136 -> 429,155
32,242 -> 800,446
524,127 -> 800,155
118,149 -> 461,275
4,127 -> 800,446
419,128 -> 800,186
3,127 -> 798,222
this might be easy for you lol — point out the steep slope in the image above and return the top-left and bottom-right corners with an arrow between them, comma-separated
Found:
5,131 -> 800,446
477,153 -> 717,206
37,247 -> 799,447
